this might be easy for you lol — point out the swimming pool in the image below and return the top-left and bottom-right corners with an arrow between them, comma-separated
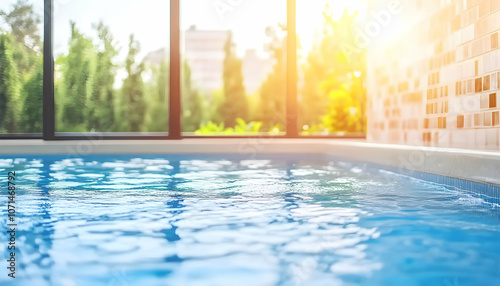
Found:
1,154 -> 499,286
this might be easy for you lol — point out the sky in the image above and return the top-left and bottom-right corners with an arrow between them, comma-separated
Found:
0,0 -> 366,60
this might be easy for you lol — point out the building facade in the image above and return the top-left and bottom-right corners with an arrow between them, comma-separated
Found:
184,26 -> 230,92
367,0 -> 500,150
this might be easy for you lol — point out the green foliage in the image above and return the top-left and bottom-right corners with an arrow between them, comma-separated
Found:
218,32 -> 247,127
233,118 -> 262,134
0,1 -> 42,134
0,34 -> 21,133
182,59 -> 203,132
87,21 -> 118,132
57,22 -> 95,132
144,60 -> 169,132
259,26 -> 286,130
194,121 -> 226,134
0,3 -> 366,136
20,58 -> 43,133
121,34 -> 146,132
195,118 -> 263,135
0,0 -> 41,52
207,88 -> 224,125
299,7 -> 366,134
1,3 -> 178,135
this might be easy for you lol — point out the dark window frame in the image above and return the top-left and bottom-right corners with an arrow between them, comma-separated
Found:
1,0 -> 365,140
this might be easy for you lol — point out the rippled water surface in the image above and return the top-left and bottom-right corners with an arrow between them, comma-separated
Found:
0,154 -> 499,286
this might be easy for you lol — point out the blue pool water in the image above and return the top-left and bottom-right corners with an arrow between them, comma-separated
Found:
0,154 -> 499,286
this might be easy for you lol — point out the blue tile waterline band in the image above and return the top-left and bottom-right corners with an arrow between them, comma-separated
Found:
327,156 -> 500,206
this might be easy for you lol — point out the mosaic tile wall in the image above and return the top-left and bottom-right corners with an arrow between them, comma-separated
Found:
367,0 -> 500,150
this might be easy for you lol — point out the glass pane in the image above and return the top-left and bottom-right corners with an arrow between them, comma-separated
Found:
54,0 -> 170,133
297,0 -> 367,136
0,0 -> 43,134
181,0 -> 287,135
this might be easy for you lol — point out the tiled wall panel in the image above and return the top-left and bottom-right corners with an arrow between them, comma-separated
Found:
368,0 -> 500,150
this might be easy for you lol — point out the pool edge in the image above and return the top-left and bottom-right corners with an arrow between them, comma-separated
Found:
1,139 -> 500,193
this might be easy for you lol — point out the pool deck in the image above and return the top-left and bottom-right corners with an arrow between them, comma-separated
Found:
1,139 -> 500,188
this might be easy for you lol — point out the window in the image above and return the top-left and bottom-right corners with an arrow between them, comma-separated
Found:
457,115 -> 464,128
481,94 -> 490,109
475,78 -> 482,92
490,93 -> 497,109
474,114 -> 482,127
465,115 -> 472,128
1,0 -> 372,140
492,33 -> 498,49
423,132 -> 431,143
493,112 -> 499,126
0,0 -> 43,135
483,75 -> 490,91
484,113 -> 492,126
498,72 -> 500,89
491,73 -> 497,90
181,0 -> 287,135
438,117 -> 444,129
297,0 -> 366,135
54,0 -> 170,133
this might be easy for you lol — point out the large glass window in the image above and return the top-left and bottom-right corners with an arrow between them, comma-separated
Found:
0,1 -> 369,139
297,0 -> 366,136
181,0 -> 287,135
0,0 -> 43,134
54,0 -> 170,133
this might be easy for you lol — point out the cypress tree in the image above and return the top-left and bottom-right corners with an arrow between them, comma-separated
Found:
182,59 -> 203,132
259,26 -> 286,131
219,32 -> 247,128
0,34 -> 21,133
87,21 -> 118,132
122,34 -> 146,132
144,60 -> 169,132
20,58 -> 43,133
58,22 -> 95,132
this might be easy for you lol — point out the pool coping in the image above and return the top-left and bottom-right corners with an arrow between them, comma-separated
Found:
1,138 -> 500,190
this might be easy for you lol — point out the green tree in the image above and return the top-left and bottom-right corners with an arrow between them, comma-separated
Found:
57,22 -> 95,132
300,7 -> 366,133
299,43 -> 329,129
218,32 -> 247,127
87,21 -> 118,132
121,34 -> 146,132
0,0 -> 41,78
259,26 -> 286,131
182,59 -> 203,132
144,60 -> 169,132
0,0 -> 41,51
0,34 -> 21,133
1,0 -> 43,134
20,58 -> 42,133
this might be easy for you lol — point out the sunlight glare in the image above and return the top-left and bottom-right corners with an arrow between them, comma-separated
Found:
296,0 -> 365,57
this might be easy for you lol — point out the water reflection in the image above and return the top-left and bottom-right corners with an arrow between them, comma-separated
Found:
0,155 -> 498,286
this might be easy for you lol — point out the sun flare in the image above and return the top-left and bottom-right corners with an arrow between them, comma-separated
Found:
296,0 -> 365,56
